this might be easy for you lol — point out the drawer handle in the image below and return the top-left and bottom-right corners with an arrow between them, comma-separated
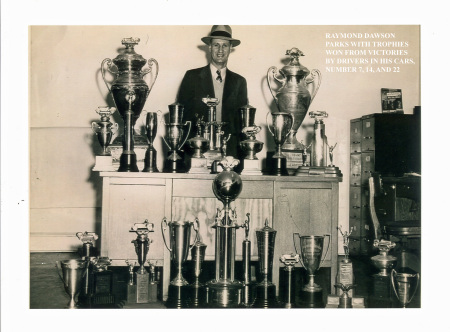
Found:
352,206 -> 360,209
352,141 -> 360,144
352,174 -> 361,176
364,136 -> 373,139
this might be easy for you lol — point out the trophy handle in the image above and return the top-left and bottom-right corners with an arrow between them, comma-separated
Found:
179,121 -> 192,148
142,58 -> 159,95
157,110 -> 165,125
161,132 -> 171,150
91,122 -> 100,134
266,112 -> 274,136
112,122 -> 119,134
390,269 -> 399,301
292,233 -> 305,268
101,58 -> 116,94
267,66 -> 283,104
161,218 -> 171,252
318,234 -> 331,271
55,261 -> 65,285
190,218 -> 200,249
306,69 -> 322,103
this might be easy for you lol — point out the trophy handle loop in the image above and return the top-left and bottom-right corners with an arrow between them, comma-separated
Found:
112,122 -> 119,134
91,122 -> 100,134
101,58 -> 115,94
161,132 -> 171,149
289,113 -> 295,134
267,66 -> 282,104
266,112 -> 274,137
55,261 -> 65,285
390,269 -> 399,300
190,218 -> 200,249
292,233 -> 305,268
306,69 -> 322,103
409,273 -> 420,303
180,121 -> 192,148
318,234 -> 331,271
145,58 -> 159,94
157,110 -> 166,125
161,218 -> 171,252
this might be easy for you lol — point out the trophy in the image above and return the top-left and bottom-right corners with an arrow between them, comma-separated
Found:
206,156 -> 248,308
161,217 -> 199,308
91,107 -> 119,171
187,116 -> 210,174
391,269 -> 420,308
130,220 -> 155,303
293,233 -> 331,307
266,112 -> 294,175
101,37 -> 159,172
280,254 -> 300,308
336,226 -> 354,296
125,259 -> 138,303
239,104 -> 264,175
267,47 -> 321,150
142,111 -> 160,172
76,231 -> 98,258
242,213 -> 254,307
190,238 -> 207,307
147,260 -> 158,302
334,283 -> 356,308
252,219 -> 279,308
56,259 -> 88,308
371,239 -> 397,276
162,103 -> 192,173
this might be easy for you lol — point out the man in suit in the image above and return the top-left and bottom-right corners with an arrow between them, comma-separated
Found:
177,25 -> 248,159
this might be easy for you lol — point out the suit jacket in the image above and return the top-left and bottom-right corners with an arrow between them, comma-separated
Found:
177,65 -> 248,158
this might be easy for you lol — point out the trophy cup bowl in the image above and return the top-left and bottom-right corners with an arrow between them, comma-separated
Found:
187,135 -> 209,159
163,122 -> 191,161
162,218 -> 199,286
240,136 -> 264,160
293,234 -> 330,292
168,102 -> 185,124
56,259 -> 88,309
267,112 -> 294,158
391,269 -> 420,308
371,239 -> 397,276
239,105 -> 257,129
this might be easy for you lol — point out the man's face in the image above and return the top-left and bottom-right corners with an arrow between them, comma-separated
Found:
209,39 -> 231,68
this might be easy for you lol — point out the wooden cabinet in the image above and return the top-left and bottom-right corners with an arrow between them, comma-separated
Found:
99,172 -> 341,300
349,113 -> 420,255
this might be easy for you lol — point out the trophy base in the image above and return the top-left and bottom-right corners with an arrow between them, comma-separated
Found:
205,280 -> 244,308
252,282 -> 279,308
163,158 -> 187,173
266,153 -> 289,176
204,149 -> 223,168
189,283 -> 207,308
135,272 -> 150,303
299,289 -> 324,308
242,283 -> 256,307
240,159 -> 263,175
325,295 -> 366,308
295,166 -> 342,177
336,260 -> 354,297
165,285 -> 191,308
118,153 -> 139,172
92,155 -> 116,172
143,148 -> 159,173
188,157 -> 210,174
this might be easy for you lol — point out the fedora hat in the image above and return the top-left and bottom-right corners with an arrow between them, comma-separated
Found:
201,25 -> 241,47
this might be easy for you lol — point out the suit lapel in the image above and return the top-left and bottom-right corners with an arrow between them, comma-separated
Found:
199,65 -> 215,98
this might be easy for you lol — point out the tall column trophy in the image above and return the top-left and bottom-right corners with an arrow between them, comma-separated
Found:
142,111 -> 160,172
280,254 -> 300,308
162,103 -> 192,173
293,233 -> 331,307
130,220 -> 154,303
266,112 -> 294,175
391,269 -> 420,308
101,37 -> 159,172
187,116 -> 210,174
161,218 -> 199,308
206,156 -> 248,307
91,107 -> 119,171
252,219 -> 279,308
241,213 -> 254,307
239,104 -> 264,175
190,237 -> 208,307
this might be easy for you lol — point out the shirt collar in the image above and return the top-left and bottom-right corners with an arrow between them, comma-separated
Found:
210,64 -> 226,81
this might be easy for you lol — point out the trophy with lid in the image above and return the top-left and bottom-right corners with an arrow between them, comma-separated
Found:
101,37 -> 159,172
91,107 -> 119,171
187,115 -> 210,174
162,103 -> 192,173
206,156 -> 248,308
239,104 -> 264,175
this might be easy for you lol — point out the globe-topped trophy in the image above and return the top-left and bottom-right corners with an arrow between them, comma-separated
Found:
161,217 -> 199,308
101,37 -> 159,172
91,107 -> 119,171
142,111 -> 160,172
391,269 -> 420,308
206,156 -> 248,308
293,233 -> 331,307
162,103 -> 192,173
239,104 -> 264,175
267,47 -> 321,150
56,259 -> 88,309
266,112 -> 294,175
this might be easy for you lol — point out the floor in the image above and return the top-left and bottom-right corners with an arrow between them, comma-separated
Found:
30,251 -> 420,309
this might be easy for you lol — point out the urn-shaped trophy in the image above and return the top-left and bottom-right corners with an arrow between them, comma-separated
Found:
267,47 -> 321,150
239,104 -> 264,175
91,107 -> 119,171
101,37 -> 159,172
187,117 -> 210,174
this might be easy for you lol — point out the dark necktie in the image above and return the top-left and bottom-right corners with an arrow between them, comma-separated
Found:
216,70 -> 223,83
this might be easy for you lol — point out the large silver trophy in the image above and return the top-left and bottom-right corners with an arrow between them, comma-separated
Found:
293,233 -> 331,307
91,107 -> 119,171
56,259 -> 88,308
162,103 -> 192,173
161,218 -> 199,308
267,47 -> 321,151
101,37 -> 159,172
391,269 -> 420,308
266,112 -> 294,175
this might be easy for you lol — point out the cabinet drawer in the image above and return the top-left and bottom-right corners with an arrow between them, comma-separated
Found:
350,154 -> 362,186
350,119 -> 362,153
362,117 -> 375,151
361,152 -> 375,185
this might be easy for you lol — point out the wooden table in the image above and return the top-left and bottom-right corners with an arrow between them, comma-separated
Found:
99,172 -> 342,300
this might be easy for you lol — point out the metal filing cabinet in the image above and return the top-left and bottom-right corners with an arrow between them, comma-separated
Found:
349,113 -> 420,255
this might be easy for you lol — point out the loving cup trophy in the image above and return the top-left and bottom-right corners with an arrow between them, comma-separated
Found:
56,259 -> 88,308
266,112 -> 294,175
293,233 -> 331,307
391,269 -> 420,308
187,116 -> 210,174
91,107 -> 119,171
101,37 -> 159,172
